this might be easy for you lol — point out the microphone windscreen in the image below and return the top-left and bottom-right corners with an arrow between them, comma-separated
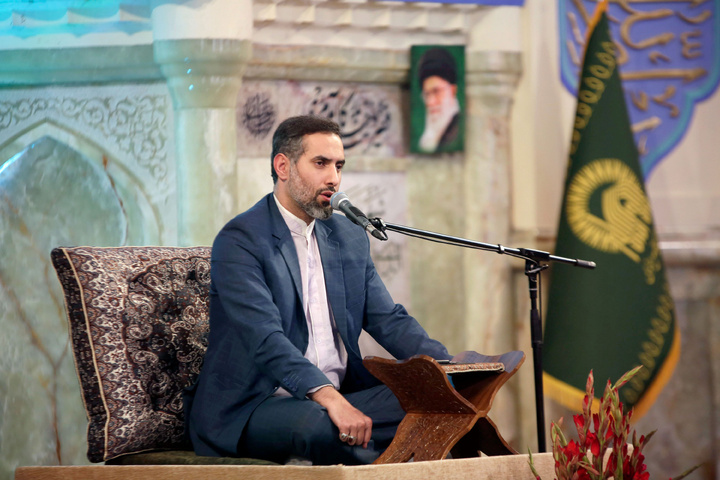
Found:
330,192 -> 349,210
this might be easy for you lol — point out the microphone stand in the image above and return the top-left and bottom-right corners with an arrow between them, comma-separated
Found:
369,217 -> 596,453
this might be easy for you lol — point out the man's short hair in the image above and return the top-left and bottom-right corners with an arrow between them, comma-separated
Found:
270,115 -> 342,183
418,48 -> 457,86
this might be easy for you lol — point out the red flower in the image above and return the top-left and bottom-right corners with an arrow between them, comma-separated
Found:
573,414 -> 585,431
605,453 -> 617,474
574,468 -> 592,480
562,440 -> 582,460
585,432 -> 600,457
525,366 -> 688,480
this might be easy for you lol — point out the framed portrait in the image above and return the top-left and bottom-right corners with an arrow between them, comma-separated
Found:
409,45 -> 466,154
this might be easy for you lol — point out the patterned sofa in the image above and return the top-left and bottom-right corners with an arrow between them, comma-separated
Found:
50,246 -> 274,466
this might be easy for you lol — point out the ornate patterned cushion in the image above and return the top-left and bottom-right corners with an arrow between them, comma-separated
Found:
51,246 -> 212,463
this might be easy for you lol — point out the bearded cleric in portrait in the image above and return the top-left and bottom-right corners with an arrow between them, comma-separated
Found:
413,46 -> 464,154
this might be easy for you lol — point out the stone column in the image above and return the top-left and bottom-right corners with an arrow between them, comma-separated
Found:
462,49 -> 523,444
152,0 -> 253,246
462,51 -> 522,355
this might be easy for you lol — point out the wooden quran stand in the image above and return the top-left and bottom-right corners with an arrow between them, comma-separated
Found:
362,350 -> 525,464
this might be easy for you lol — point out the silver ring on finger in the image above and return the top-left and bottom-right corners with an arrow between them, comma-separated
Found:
347,435 -> 356,443
339,433 -> 348,441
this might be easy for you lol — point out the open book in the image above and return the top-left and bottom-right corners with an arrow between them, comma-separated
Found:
438,360 -> 505,374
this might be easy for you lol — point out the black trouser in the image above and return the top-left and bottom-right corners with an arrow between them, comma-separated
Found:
237,384 -> 404,465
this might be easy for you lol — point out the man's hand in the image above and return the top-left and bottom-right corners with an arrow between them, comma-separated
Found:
308,386 -> 372,448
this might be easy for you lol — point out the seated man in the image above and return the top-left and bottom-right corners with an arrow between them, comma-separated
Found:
185,115 -> 452,465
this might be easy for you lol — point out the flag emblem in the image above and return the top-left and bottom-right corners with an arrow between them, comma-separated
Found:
566,158 -> 651,263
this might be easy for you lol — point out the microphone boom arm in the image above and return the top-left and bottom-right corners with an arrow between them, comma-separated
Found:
369,216 -> 596,453
370,218 -> 595,269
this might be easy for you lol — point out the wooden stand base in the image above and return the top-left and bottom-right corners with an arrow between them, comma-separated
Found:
363,350 -> 525,463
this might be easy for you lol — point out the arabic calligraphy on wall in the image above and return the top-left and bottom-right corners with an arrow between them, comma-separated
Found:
236,80 -> 404,158
559,0 -> 719,177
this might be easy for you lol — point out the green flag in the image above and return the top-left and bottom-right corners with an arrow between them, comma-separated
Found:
543,2 -> 680,419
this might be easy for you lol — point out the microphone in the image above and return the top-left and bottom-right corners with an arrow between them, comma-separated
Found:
330,192 -> 388,241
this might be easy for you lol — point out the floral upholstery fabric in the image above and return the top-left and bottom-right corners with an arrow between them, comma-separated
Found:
51,246 -> 211,463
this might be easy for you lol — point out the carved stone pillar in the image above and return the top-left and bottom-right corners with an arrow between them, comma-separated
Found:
462,51 -> 522,352
461,48 -> 523,450
152,0 -> 253,246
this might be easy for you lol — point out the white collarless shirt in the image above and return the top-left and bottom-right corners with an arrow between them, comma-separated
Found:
274,195 -> 348,396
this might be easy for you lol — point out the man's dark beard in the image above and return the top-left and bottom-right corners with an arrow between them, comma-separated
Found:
287,165 -> 334,220
300,190 -> 333,220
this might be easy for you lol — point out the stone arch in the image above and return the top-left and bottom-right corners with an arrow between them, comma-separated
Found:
0,119 -> 162,245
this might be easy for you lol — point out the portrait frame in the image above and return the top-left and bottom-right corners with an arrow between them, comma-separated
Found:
409,45 -> 466,154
